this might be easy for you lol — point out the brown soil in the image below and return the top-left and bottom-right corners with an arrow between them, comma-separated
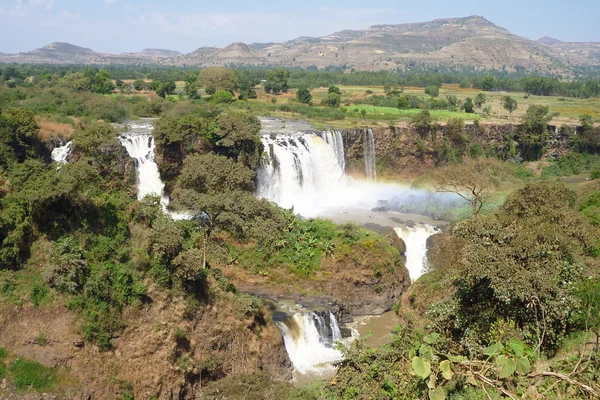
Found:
0,282 -> 291,399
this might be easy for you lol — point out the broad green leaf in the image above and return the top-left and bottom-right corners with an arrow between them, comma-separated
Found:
429,387 -> 446,400
440,360 -> 454,380
423,332 -> 440,344
419,344 -> 434,361
516,356 -> 531,375
496,355 -> 516,379
483,343 -> 504,356
508,338 -> 525,358
447,355 -> 467,363
412,356 -> 432,379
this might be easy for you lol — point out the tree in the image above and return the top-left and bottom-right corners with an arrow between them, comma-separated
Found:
174,153 -> 255,195
322,93 -> 341,108
90,70 -> 115,94
296,87 -> 312,104
501,95 -> 518,118
463,97 -> 474,113
482,75 -> 497,91
474,93 -> 487,109
519,105 -> 556,160
398,97 -> 410,110
211,90 -> 234,104
449,182 -> 598,352
0,107 -> 48,168
183,72 -> 200,99
571,114 -> 599,152
264,68 -> 290,94
198,67 -> 238,93
425,85 -> 440,98
133,79 -> 146,91
411,110 -> 432,137
155,81 -> 176,98
426,157 -> 509,217
214,112 -> 263,169
328,85 -> 341,95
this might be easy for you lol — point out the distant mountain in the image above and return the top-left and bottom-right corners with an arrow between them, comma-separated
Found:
134,48 -> 182,57
1,16 -> 599,74
537,36 -> 562,46
0,42 -> 176,65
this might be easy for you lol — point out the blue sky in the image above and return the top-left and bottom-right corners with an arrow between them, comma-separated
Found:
0,0 -> 599,53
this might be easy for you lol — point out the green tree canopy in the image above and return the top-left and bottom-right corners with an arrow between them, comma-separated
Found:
501,95 -> 518,118
296,87 -> 312,104
198,67 -> 238,93
0,107 -> 48,168
264,68 -> 290,94
448,182 -> 598,352
519,105 -> 556,160
322,93 -> 341,108
425,85 -> 440,98
90,70 -> 115,94
214,112 -> 263,169
328,85 -> 341,95
175,153 -> 255,195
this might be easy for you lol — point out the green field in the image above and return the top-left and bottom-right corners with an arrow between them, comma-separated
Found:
346,105 -> 481,121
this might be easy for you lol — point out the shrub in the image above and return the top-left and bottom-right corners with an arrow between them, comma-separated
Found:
30,283 -> 48,307
211,90 -> 234,104
425,85 -> 440,98
8,359 -> 56,389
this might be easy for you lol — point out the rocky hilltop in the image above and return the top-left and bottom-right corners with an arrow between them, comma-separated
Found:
2,16 -> 599,73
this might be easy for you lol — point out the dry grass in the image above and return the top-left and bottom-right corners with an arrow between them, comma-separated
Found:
37,118 -> 75,141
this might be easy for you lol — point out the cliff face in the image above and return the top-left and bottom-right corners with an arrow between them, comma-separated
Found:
338,123 -> 577,180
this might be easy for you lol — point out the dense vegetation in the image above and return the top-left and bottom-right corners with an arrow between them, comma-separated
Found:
0,63 -> 599,398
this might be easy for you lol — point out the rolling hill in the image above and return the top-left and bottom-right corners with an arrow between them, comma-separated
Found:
1,16 -> 599,74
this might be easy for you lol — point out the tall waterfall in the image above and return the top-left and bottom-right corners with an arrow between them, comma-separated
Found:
118,124 -> 192,221
118,133 -> 166,202
51,141 -> 72,165
394,225 -> 438,281
257,133 -> 347,214
364,129 -> 377,181
321,130 -> 345,171
276,311 -> 343,375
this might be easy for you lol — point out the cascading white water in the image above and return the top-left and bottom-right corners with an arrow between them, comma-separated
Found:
276,311 -> 343,376
118,133 -> 166,202
118,124 -> 192,221
321,130 -> 345,171
364,129 -> 377,181
51,141 -> 72,165
394,225 -> 438,281
257,133 -> 348,213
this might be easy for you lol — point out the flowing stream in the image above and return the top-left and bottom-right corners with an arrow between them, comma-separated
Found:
50,141 -> 72,166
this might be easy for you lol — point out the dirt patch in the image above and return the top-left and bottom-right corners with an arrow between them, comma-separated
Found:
0,282 -> 291,399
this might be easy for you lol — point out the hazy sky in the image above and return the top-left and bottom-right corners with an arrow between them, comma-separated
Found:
0,0 -> 599,54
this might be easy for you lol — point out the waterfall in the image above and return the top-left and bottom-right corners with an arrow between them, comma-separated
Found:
276,311 -> 343,375
117,126 -> 192,220
364,129 -> 377,181
394,225 -> 438,281
321,130 -> 345,171
118,133 -> 166,202
257,133 -> 347,214
51,141 -> 72,165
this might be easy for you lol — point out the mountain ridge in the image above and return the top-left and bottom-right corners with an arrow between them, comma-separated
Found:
1,15 -> 598,74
